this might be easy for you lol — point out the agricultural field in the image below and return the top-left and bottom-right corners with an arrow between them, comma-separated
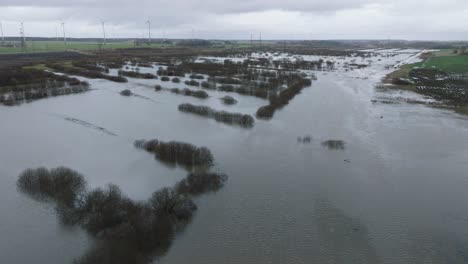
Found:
385,49 -> 468,114
411,54 -> 468,73
0,40 -> 172,54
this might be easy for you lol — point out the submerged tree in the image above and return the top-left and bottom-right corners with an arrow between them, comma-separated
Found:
17,164 -> 228,264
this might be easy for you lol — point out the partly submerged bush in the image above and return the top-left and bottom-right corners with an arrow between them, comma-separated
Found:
184,80 -> 200,87
201,81 -> 215,90
176,172 -> 227,196
16,168 -> 207,264
178,103 -> 254,128
46,63 -> 128,83
221,96 -> 238,105
170,88 -> 208,99
134,139 -> 214,167
321,140 -> 345,150
171,77 -> 181,83
18,146 -> 227,264
0,68 -> 90,105
17,167 -> 87,207
120,89 -> 133,96
118,70 -> 156,79
161,76 -> 170,82
149,188 -> 197,220
189,74 -> 205,80
256,76 -> 312,119
155,85 -> 162,91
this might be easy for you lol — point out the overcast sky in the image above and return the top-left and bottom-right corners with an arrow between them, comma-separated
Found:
0,0 -> 467,40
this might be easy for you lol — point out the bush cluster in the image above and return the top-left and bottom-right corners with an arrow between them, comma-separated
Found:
178,103 -> 254,128
256,77 -> 312,119
220,96 -> 238,105
120,89 -> 133,96
0,68 -> 90,105
189,74 -> 205,80
46,63 -> 128,83
118,70 -> 156,79
184,80 -> 200,87
17,166 -> 228,264
134,139 -> 214,167
321,140 -> 345,150
170,88 -> 209,99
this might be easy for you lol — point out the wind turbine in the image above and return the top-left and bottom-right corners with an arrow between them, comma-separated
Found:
101,20 -> 106,45
145,20 -> 151,45
20,22 -> 26,50
60,20 -> 67,46
0,21 -> 4,44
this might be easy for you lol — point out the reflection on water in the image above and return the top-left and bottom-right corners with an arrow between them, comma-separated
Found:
1,50 -> 468,263
314,199 -> 380,264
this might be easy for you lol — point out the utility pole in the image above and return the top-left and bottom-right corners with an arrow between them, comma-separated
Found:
101,20 -> 106,45
146,20 -> 151,45
61,20 -> 67,46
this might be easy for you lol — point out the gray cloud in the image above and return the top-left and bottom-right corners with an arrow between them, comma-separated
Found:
0,0 -> 467,40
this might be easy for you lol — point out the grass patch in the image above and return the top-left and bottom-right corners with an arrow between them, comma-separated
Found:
412,55 -> 468,74
23,64 -> 51,71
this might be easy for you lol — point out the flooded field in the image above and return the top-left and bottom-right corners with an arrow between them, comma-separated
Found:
1,49 -> 468,263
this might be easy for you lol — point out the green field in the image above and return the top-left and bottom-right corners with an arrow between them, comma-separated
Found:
412,55 -> 468,73
0,41 -> 172,54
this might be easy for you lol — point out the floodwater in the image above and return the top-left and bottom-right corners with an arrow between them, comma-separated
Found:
1,50 -> 468,264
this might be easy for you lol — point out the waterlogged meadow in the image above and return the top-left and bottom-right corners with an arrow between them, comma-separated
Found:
2,48 -> 468,264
